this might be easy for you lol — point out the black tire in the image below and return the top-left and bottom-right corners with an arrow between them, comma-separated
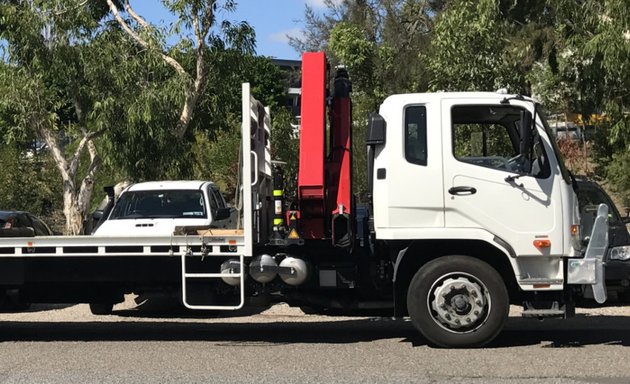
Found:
89,302 -> 114,315
407,255 -> 509,348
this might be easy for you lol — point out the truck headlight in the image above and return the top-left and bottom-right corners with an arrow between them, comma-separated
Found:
609,245 -> 630,261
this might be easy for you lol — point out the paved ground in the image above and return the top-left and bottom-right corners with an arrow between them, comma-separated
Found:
1,299 -> 630,383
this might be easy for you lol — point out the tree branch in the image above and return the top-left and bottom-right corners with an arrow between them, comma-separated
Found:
38,124 -> 70,182
54,0 -> 88,16
193,11 -> 203,48
124,0 -> 150,29
198,4 -> 215,45
106,0 -> 188,77
77,139 -> 101,218
68,129 -> 105,177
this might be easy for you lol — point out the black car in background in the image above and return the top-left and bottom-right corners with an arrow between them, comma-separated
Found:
576,179 -> 630,300
0,210 -> 54,237
0,210 -> 54,310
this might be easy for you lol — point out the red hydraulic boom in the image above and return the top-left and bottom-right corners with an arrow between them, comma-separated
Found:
296,52 -> 353,247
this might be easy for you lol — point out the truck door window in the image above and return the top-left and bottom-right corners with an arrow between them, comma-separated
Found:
405,106 -> 427,166
452,105 -> 549,177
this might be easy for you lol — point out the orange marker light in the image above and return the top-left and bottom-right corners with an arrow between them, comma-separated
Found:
228,240 -> 236,245
571,225 -> 579,235
533,239 -> 551,248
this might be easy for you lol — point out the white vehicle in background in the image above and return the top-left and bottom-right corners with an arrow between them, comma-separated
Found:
93,181 -> 233,237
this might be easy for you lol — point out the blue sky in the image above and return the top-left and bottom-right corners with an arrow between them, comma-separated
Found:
133,0 -> 334,60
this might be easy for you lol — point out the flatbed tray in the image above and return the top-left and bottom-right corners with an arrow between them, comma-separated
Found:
173,226 -> 244,237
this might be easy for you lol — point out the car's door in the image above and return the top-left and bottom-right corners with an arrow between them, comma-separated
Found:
207,186 -> 232,228
28,214 -> 53,236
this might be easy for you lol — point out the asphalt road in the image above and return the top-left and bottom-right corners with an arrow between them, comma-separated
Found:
1,302 -> 630,384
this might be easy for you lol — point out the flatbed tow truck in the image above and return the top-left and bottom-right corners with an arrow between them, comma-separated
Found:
0,52 -> 610,347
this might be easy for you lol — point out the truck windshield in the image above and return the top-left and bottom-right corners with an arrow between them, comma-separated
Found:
537,105 -> 572,184
110,190 -> 207,219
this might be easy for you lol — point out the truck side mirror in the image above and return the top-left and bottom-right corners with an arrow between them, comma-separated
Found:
367,112 -> 386,145
104,185 -> 115,201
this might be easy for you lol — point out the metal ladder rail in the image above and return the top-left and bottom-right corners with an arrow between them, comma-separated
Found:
180,249 -> 245,310
179,83 -> 268,311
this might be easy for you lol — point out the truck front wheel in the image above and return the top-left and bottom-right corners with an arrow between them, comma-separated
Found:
407,255 -> 508,348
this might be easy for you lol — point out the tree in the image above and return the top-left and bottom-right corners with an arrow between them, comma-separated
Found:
292,0 -> 436,198
102,0 -> 261,181
106,0 -> 254,139
0,1 -> 123,235
0,143 -> 63,230
428,0 -> 516,92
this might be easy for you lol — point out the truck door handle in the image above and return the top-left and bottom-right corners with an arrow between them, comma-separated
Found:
448,186 -> 477,196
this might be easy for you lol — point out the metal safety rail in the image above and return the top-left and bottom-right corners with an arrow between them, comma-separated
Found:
0,234 -> 245,258
180,82 -> 272,310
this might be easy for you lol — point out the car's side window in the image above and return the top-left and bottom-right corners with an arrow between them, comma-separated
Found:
206,186 -> 219,216
404,106 -> 427,166
211,187 -> 226,209
17,214 -> 32,229
29,215 -> 50,236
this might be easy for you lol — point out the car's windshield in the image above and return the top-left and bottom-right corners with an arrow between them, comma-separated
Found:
110,190 -> 207,219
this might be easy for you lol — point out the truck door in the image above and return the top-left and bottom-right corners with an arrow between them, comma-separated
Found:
373,100 -> 445,233
442,99 -> 564,256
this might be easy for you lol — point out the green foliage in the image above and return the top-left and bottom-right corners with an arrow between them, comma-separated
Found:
429,0 -> 514,92
329,22 -> 376,92
0,144 -> 63,230
605,151 -> 630,206
270,108 -> 299,199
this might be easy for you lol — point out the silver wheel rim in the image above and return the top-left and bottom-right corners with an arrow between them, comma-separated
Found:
426,272 -> 491,334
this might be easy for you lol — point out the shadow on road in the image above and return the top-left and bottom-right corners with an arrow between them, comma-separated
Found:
0,303 -> 75,314
0,317 -> 416,345
2,315 -> 630,348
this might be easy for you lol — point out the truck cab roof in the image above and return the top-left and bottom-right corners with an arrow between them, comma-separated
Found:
380,91 -> 534,107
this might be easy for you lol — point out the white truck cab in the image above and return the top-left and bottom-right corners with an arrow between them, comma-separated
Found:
369,92 -> 584,291
93,180 -> 233,236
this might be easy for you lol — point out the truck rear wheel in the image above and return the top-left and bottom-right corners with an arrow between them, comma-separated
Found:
407,255 -> 508,348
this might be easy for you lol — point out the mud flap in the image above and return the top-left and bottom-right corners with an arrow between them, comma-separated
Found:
568,204 -> 608,304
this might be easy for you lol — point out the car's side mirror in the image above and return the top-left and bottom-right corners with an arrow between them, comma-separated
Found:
214,207 -> 231,221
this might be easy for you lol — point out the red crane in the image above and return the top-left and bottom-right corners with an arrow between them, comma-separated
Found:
296,52 -> 353,247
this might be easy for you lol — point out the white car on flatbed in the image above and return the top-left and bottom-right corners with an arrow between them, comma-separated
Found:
93,180 -> 233,237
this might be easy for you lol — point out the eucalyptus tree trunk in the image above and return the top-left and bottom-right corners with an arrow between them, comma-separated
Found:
39,126 -> 101,235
